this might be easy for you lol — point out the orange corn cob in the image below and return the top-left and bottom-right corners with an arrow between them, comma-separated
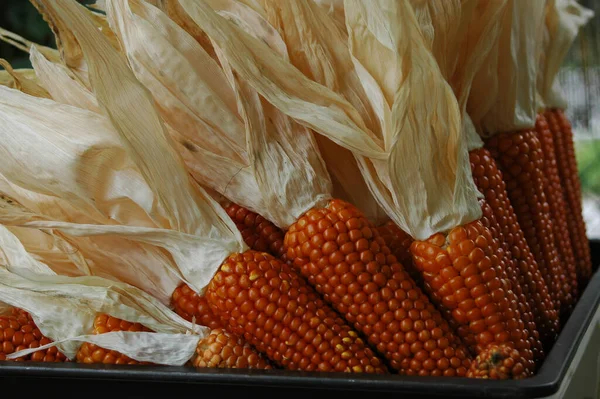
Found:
172,283 -> 223,329
0,308 -> 67,363
225,203 -> 287,260
206,250 -> 387,373
544,109 -> 592,288
469,147 -> 557,352
76,314 -> 154,365
410,221 -> 535,377
536,115 -> 578,314
478,200 -> 543,364
377,222 -> 421,283
193,328 -> 272,369
485,129 -> 564,319
284,200 -> 473,377
467,344 -> 528,380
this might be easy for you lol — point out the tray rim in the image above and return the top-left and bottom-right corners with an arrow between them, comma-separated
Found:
1,239 -> 599,398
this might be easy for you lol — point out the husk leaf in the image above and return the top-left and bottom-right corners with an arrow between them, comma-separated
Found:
539,0 -> 594,110
468,0 -> 547,136
0,59 -> 50,98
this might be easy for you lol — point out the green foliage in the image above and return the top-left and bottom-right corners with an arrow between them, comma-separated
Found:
576,139 -> 600,195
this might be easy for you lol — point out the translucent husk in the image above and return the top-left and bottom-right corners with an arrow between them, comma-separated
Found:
0,27 -> 60,64
2,0 -> 246,296
104,0 -> 332,228
467,0 -> 548,136
538,0 -> 594,110
256,0 -> 388,225
174,0 -> 481,239
0,266 -> 204,364
0,59 -> 50,98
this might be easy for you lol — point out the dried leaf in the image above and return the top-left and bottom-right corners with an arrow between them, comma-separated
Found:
0,59 -> 51,98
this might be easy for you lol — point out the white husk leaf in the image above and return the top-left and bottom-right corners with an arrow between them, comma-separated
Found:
26,0 -> 247,291
0,225 -> 56,277
107,0 -> 332,227
7,331 -> 199,366
0,60 -> 50,98
0,267 -> 205,363
343,0 -> 482,239
177,0 -> 385,159
30,45 -> 100,112
469,0 -> 547,136
539,0 -> 594,109
257,0 -> 387,224
311,0 -> 346,33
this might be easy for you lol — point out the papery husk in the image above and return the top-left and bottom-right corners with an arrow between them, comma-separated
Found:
30,45 -> 100,112
347,0 -> 482,239
0,59 -> 50,98
468,0 -> 547,136
34,0 -> 242,247
0,27 -> 61,64
538,0 -> 593,110
177,0 -> 384,159
106,0 -> 332,228
311,0 -> 346,33
0,194 -> 184,303
0,267 -> 204,365
257,0 -> 388,224
173,0 -> 481,240
409,1 -> 507,151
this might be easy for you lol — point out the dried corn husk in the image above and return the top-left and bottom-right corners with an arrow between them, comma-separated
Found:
30,45 -> 100,112
0,27 -> 60,64
104,0 -> 332,228
538,0 -> 593,109
0,59 -> 50,98
468,0 -> 547,136
2,0 -> 247,296
0,265 -> 204,364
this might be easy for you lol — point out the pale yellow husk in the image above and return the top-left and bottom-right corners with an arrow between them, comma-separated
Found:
0,59 -> 50,98
538,0 -> 594,110
468,0 -> 547,136
104,0 -> 332,228
0,27 -> 60,64
172,0 -> 482,240
0,267 -> 203,365
257,0 -> 388,224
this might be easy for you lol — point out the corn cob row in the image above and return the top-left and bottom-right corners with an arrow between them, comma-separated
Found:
376,222 -> 420,284
171,283 -> 223,330
535,115 -> 578,314
193,328 -> 272,369
485,129 -> 564,318
467,344 -> 528,380
544,109 -> 592,288
225,203 -> 287,261
76,314 -> 154,365
0,308 -> 67,362
469,147 -> 557,351
410,221 -> 534,377
284,199 -> 473,377
478,200 -> 543,364
206,250 -> 388,373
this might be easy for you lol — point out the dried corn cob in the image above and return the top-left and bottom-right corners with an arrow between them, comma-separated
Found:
285,199 -> 472,377
225,203 -> 287,260
193,328 -> 272,369
76,314 -> 154,365
469,147 -> 557,352
535,115 -> 578,314
467,344 -> 528,380
377,222 -> 420,283
0,308 -> 67,363
171,283 -> 223,329
410,220 -> 534,377
477,200 -> 543,364
206,250 -> 387,374
544,109 -> 592,288
485,129 -> 564,319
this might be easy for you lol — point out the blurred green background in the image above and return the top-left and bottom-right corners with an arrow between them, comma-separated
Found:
0,0 -> 599,236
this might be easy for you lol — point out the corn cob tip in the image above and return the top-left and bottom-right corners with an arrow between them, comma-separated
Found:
467,344 -> 529,380
193,328 -> 272,369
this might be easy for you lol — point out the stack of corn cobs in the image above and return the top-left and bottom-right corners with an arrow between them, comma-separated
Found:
0,0 -> 594,381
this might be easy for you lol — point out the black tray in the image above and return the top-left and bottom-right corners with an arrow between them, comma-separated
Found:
2,240 -> 600,399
